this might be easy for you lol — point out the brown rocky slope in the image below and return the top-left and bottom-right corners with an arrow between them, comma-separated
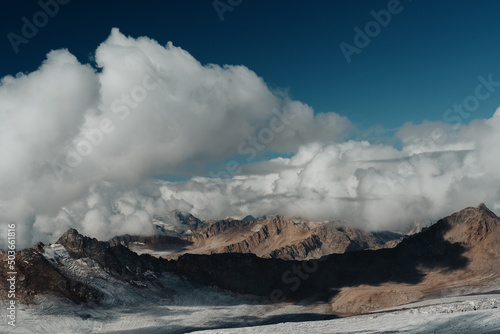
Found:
157,215 -> 402,260
168,204 -> 500,313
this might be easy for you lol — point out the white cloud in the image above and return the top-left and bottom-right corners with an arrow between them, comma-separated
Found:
0,29 -> 350,248
163,111 -> 500,231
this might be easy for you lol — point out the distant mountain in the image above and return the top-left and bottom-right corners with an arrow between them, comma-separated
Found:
172,210 -> 207,232
171,215 -> 403,260
150,210 -> 207,236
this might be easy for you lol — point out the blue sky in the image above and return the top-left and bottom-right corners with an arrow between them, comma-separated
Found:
2,0 -> 500,132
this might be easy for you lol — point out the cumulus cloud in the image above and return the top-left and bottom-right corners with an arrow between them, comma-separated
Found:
163,111 -> 500,231
0,28 -> 350,248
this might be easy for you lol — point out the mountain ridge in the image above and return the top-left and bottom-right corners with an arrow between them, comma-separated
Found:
1,203 -> 499,317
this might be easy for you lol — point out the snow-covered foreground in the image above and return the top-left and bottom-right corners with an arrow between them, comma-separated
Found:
2,245 -> 332,333
194,295 -> 500,334
4,294 -> 500,334
4,295 -> 331,334
3,244 -> 499,333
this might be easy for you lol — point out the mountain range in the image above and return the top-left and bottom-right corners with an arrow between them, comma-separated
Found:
1,203 -> 500,331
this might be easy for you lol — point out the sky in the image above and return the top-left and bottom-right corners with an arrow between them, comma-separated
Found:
2,0 -> 500,130
1,0 -> 500,248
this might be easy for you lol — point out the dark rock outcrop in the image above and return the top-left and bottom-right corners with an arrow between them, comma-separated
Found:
108,234 -> 191,249
187,216 -> 402,260
57,228 -> 109,265
0,247 -> 102,304
268,234 -> 323,260
173,211 -> 207,231
58,229 -> 169,280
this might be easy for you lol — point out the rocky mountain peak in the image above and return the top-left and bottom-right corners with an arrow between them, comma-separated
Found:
57,228 -> 109,263
452,203 -> 499,229
477,203 -> 497,218
172,210 -> 207,231
399,203 -> 500,254
57,229 -> 171,284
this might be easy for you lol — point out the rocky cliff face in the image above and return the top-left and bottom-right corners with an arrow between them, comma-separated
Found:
108,234 -> 191,249
0,229 -> 175,304
173,211 -> 207,232
211,216 -> 310,257
0,243 -> 103,304
57,229 -> 109,265
267,234 -> 322,259
185,216 -> 402,260
57,229 -> 169,280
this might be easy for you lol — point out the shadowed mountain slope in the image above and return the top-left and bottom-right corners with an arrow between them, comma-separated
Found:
167,204 -> 500,312
160,215 -> 403,260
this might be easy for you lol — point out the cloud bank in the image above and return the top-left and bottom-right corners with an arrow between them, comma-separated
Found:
1,28 -> 499,248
